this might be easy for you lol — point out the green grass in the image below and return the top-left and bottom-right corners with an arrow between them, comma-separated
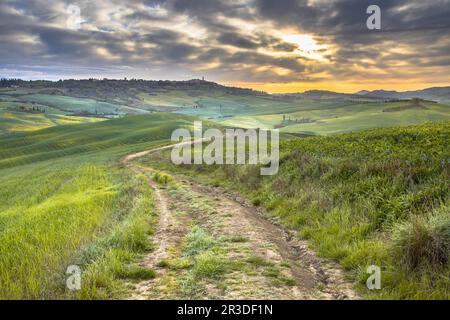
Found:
281,102 -> 449,135
392,208 -> 449,273
0,110 -> 55,132
0,110 -> 104,134
20,94 -> 121,114
0,113 -> 197,169
0,89 -> 148,134
177,225 -> 231,297
153,171 -> 174,185
182,225 -> 218,257
76,173 -> 157,299
0,89 -> 135,115
1,107 -> 448,299
138,89 -> 302,117
0,162 -> 116,299
140,121 -> 450,299
0,113 -> 198,299
219,101 -> 450,135
246,256 -> 274,267
2,87 -> 449,136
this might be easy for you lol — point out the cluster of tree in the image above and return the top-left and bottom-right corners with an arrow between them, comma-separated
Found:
0,78 -> 268,110
282,114 -> 314,124
382,98 -> 430,112
1,78 -> 23,88
348,98 -> 411,104
0,78 -> 263,96
8,105 -> 45,114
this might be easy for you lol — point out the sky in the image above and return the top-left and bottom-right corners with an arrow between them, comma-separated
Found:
0,0 -> 449,93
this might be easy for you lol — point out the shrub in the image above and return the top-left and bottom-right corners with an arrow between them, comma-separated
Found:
251,197 -> 261,206
153,171 -> 172,184
238,165 -> 261,188
392,208 -> 449,272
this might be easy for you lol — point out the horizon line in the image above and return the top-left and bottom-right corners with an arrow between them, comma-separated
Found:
2,77 -> 449,96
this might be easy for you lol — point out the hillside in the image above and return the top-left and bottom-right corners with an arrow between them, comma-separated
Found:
219,100 -> 450,135
1,79 -> 449,135
357,86 -> 450,104
139,121 -> 450,299
0,110 -> 448,299
0,113 -> 200,299
0,113 -> 199,169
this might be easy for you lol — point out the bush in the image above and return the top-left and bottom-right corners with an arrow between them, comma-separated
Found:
392,209 -> 450,272
238,165 -> 261,188
153,171 -> 172,184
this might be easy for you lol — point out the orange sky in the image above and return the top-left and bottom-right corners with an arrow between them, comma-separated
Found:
222,80 -> 450,94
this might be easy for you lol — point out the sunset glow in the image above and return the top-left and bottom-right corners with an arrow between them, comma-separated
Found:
1,0 -> 449,92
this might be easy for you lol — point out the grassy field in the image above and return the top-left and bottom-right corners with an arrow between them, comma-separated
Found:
0,110 -> 104,134
0,90 -> 115,133
0,111 -> 448,299
219,101 -> 450,135
136,89 -> 308,118
0,113 -> 197,299
0,89 -> 121,114
121,89 -> 450,135
1,86 -> 449,136
0,84 -> 449,300
139,121 -> 450,299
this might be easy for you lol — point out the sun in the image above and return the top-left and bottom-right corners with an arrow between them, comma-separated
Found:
282,34 -> 327,60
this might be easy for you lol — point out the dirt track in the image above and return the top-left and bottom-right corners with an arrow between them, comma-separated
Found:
122,144 -> 358,300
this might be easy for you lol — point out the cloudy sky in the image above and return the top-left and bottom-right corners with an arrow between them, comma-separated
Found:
1,0 -> 449,92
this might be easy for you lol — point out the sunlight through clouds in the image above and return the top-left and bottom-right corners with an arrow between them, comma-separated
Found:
0,0 -> 449,92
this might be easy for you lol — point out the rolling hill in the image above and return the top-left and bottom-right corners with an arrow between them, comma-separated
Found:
0,113 -> 200,299
0,105 -> 448,299
1,79 -> 449,136
356,86 -> 450,104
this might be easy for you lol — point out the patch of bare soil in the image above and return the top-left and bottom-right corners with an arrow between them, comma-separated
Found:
129,173 -> 191,300
193,184 -> 359,300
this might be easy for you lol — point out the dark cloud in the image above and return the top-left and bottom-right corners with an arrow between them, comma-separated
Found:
216,32 -> 259,49
0,0 -> 449,85
171,0 -> 230,15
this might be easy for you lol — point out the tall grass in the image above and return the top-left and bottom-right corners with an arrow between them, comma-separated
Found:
76,173 -> 156,299
0,162 -> 115,298
392,208 -> 449,273
0,113 -> 196,299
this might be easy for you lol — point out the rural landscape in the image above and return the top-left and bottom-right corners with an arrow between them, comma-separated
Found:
0,79 -> 448,299
0,0 -> 449,302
